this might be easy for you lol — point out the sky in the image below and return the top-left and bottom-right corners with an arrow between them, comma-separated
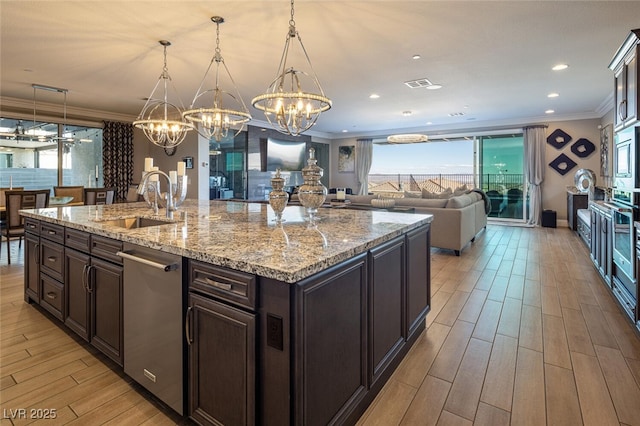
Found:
369,140 -> 475,175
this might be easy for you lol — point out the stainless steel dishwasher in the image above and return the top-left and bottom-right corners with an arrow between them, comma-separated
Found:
118,242 -> 185,415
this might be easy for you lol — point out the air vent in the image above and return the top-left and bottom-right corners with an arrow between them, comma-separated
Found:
404,78 -> 442,90
448,112 -> 465,117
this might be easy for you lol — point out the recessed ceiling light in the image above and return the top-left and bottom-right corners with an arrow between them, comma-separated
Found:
425,84 -> 442,90
342,129 -> 348,133
369,93 -> 380,99
402,111 -> 412,116
548,93 -> 559,98
412,54 -> 421,60
552,64 -> 569,71
545,109 -> 555,114
426,121 -> 433,125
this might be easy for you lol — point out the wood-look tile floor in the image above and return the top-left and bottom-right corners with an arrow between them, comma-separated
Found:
1,224 -> 639,425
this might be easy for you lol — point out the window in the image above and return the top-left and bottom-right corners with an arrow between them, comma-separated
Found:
369,131 -> 526,221
0,117 -> 102,190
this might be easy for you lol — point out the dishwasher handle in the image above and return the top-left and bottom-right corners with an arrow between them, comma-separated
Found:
116,251 -> 179,272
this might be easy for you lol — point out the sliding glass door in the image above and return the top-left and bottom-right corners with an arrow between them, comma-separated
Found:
479,133 -> 525,221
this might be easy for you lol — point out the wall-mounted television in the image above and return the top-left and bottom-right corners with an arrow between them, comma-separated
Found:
266,138 -> 306,171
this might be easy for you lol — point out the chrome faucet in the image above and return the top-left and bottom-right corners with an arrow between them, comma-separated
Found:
138,170 -> 176,219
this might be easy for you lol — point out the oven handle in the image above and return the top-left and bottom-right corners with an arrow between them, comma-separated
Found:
604,202 -> 634,213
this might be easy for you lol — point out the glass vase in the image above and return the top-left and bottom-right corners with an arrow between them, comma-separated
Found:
269,168 -> 289,223
298,148 -> 327,224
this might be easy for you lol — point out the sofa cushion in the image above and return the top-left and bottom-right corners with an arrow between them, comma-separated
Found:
397,198 -> 448,208
403,191 -> 422,198
347,194 -> 378,204
422,187 -> 452,199
446,194 -> 475,208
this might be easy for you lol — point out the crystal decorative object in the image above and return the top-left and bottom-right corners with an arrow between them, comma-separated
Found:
269,168 -> 289,223
297,148 -> 327,224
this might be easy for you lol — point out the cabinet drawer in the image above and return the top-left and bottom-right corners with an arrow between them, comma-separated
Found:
91,235 -> 123,265
189,260 -> 256,310
41,222 -> 65,243
40,274 -> 64,321
24,218 -> 40,235
40,240 -> 64,281
66,228 -> 91,253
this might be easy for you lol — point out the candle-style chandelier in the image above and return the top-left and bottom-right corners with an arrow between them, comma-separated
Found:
251,0 -> 332,136
183,16 -> 251,142
133,40 -> 194,149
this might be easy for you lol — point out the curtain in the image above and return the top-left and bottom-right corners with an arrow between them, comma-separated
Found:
355,139 -> 373,195
102,121 -> 134,202
523,125 -> 548,226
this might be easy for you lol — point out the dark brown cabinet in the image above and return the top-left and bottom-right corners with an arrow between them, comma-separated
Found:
187,292 -> 255,426
65,248 -> 91,341
90,257 -> 123,366
406,225 -> 430,339
611,29 -> 640,130
63,229 -> 123,366
187,261 -> 257,426
24,227 -> 40,303
567,191 -> 588,231
369,237 -> 405,386
590,204 -> 612,287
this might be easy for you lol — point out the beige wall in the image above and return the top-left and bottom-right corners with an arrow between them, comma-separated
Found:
133,127 -> 201,200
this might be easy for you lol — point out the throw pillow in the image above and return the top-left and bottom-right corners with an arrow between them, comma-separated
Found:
422,187 -> 452,199
446,194 -> 474,208
453,184 -> 470,196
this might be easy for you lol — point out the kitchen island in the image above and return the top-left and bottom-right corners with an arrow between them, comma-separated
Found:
21,200 -> 432,425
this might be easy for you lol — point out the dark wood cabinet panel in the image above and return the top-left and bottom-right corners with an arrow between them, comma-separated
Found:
90,257 -> 123,366
188,293 -> 255,426
65,248 -> 91,342
567,192 -> 588,231
40,273 -> 64,320
406,225 -> 431,339
294,254 -> 368,426
369,237 -> 405,386
40,239 -> 64,282
612,35 -> 639,130
25,232 -> 40,303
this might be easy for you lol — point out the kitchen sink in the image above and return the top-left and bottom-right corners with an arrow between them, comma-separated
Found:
96,217 -> 174,229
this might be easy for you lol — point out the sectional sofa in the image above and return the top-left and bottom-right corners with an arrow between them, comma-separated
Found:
344,190 -> 489,255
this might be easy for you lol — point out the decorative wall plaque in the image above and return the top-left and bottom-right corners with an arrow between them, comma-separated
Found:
570,138 -> 595,158
546,129 -> 572,149
549,153 -> 577,175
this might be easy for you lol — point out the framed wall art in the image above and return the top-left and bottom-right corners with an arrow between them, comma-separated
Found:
338,145 -> 355,172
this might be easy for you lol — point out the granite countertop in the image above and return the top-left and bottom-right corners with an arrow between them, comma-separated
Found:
21,200 -> 432,283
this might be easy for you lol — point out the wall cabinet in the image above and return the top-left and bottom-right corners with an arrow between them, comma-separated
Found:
611,30 -> 640,130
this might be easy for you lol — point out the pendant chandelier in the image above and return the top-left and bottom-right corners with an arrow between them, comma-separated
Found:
183,16 -> 251,142
133,40 -> 194,148
251,0 -> 332,136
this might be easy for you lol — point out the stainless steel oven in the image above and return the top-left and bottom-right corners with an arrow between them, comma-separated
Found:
609,201 -> 637,316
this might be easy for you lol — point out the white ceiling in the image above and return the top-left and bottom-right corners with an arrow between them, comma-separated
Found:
1,1 -> 639,139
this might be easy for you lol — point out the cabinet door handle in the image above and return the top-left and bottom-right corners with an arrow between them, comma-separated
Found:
82,264 -> 89,292
34,243 -> 40,264
85,265 -> 94,293
185,306 -> 193,345
46,292 -> 57,300
619,100 -> 627,121
204,277 -> 232,291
